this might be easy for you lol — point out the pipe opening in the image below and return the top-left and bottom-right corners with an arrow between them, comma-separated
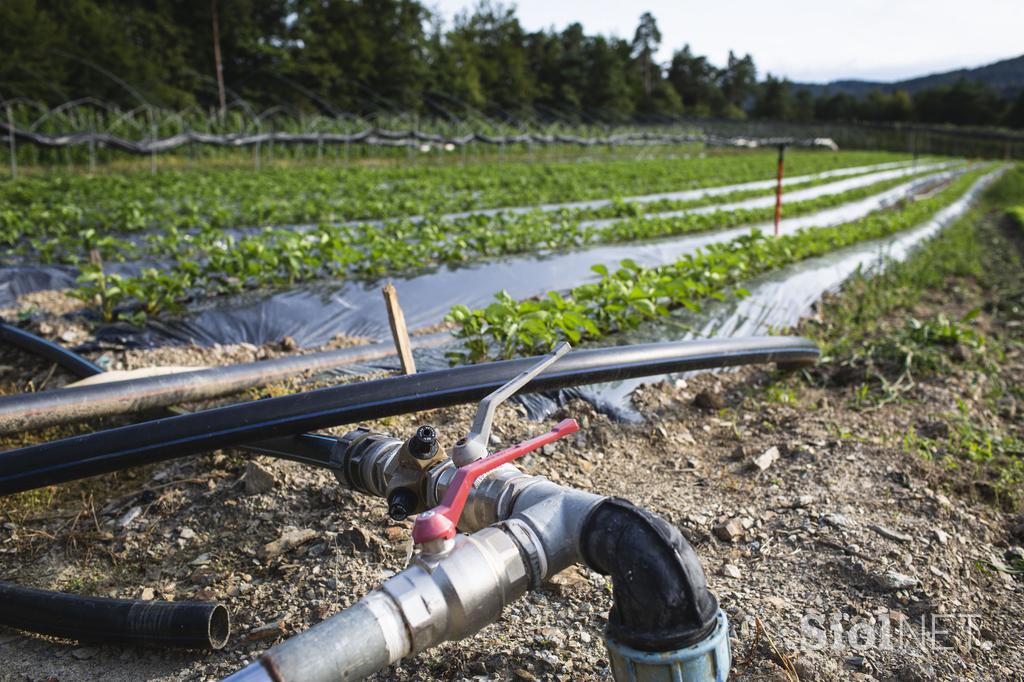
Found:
208,604 -> 231,650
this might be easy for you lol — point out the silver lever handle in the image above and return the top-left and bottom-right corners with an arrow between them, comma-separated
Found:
450,342 -> 571,466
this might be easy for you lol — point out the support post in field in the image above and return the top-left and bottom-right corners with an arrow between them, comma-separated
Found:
774,143 -> 786,236
382,282 -> 416,375
6,106 -> 16,180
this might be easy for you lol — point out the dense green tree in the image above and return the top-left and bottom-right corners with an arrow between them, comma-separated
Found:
1,1 -> 1019,129
666,45 -> 723,116
631,12 -> 661,99
719,51 -> 757,113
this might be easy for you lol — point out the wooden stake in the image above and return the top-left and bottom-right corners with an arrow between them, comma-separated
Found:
773,144 -> 785,236
382,282 -> 416,374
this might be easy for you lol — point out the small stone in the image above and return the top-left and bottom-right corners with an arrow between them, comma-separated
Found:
712,519 -> 744,542
513,669 -> 538,681
246,620 -> 286,641
261,528 -> 317,559
869,524 -> 913,543
279,336 -> 298,351
190,553 -> 211,566
822,513 -> 855,529
72,647 -> 101,660
117,506 -> 142,528
140,587 -> 155,601
932,528 -> 949,545
179,527 -> 196,540
243,461 -> 276,495
721,563 -> 742,579
549,565 -> 589,590
383,526 -> 407,542
693,389 -> 725,411
878,571 -> 918,591
336,525 -> 379,553
752,446 -> 780,472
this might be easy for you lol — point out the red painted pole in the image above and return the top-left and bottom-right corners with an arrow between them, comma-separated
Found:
774,144 -> 785,236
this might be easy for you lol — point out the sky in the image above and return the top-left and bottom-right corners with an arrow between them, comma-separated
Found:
429,0 -> 1023,83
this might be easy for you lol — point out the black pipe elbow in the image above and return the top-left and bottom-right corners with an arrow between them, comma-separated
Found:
581,498 -> 718,651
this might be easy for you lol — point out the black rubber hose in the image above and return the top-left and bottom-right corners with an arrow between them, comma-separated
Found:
0,336 -> 818,495
0,581 -> 230,649
581,498 -> 718,651
0,320 -> 103,378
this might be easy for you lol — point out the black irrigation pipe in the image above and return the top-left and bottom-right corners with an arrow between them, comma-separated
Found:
0,331 -> 453,434
0,319 -> 103,378
0,322 -> 232,650
0,336 -> 819,496
0,120 -> 833,155
0,582 -> 230,650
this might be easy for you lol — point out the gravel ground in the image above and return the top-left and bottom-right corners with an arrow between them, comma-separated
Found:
1,241 -> 1022,681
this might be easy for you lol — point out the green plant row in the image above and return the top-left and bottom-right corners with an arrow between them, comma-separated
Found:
26,161 -> 938,268
564,161 -> 931,220
66,167 -> 944,323
444,165 -> 993,362
1,150 -> 908,245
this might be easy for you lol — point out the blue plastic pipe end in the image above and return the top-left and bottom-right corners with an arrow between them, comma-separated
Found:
605,609 -> 731,682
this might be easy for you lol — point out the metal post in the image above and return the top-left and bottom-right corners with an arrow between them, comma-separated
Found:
773,144 -> 785,237
5,106 -> 16,180
211,0 -> 227,116
149,109 -> 157,175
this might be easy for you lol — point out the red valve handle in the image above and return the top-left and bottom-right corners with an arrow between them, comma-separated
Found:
412,418 -> 579,545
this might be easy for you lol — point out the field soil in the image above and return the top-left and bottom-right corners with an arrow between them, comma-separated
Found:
0,217 -> 1022,681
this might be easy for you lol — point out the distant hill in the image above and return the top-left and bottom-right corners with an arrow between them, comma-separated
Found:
794,54 -> 1024,99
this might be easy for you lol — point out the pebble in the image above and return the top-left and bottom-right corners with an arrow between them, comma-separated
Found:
752,446 -> 780,472
822,512 -> 855,529
243,461 -> 277,495
72,647 -> 101,660
879,571 -> 919,591
712,519 -> 744,542
721,563 -> 742,579
140,587 -> 155,601
179,527 -> 196,540
693,389 -> 725,411
261,528 -> 317,559
870,524 -> 913,543
933,528 -> 950,545
117,506 -> 142,528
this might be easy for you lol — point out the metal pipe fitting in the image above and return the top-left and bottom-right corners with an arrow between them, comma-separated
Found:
225,428 -> 724,681
226,526 -> 533,682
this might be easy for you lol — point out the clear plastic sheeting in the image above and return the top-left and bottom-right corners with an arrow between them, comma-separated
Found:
0,159 -> 923,306
122,165 -> 965,348
521,165 -> 1006,421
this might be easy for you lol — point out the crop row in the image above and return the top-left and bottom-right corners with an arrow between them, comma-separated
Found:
444,166 -> 991,362
0,150 -> 907,244
66,169 -> 944,323
25,163 -> 938,267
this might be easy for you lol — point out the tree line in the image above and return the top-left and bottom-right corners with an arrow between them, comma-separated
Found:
3,0 -> 1023,128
